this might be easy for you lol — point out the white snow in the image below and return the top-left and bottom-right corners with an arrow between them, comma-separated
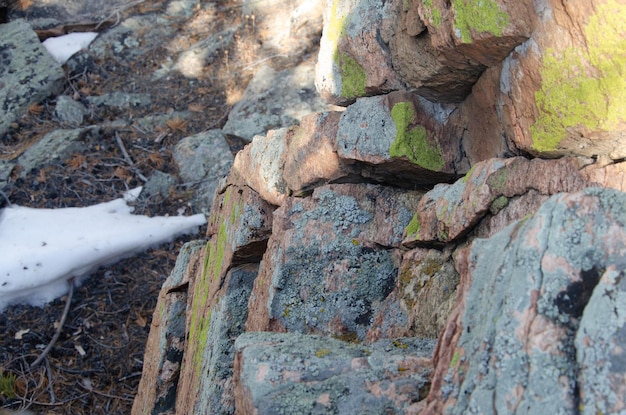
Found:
0,188 -> 206,311
42,32 -> 99,64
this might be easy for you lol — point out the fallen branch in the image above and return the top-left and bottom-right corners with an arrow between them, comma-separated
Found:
30,278 -> 75,369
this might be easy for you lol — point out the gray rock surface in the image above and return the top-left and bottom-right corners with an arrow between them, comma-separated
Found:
234,332 -> 435,415
0,19 -> 64,139
423,188 -> 626,414
17,127 -> 99,178
245,183 -> 421,341
173,129 -> 234,211
54,95 -> 88,126
132,241 -> 204,415
222,62 -> 336,141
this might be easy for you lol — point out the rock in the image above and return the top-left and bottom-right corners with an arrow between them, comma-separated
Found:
16,127 -> 100,179
222,62 -> 336,141
245,183 -> 421,341
54,95 -> 88,126
461,0 -> 626,159
336,92 -> 460,185
177,264 -> 258,415
241,0 -> 324,64
86,92 -> 152,111
228,128 -> 290,206
423,187 -> 626,414
173,130 -> 234,211
315,0 -> 405,106
234,332 -> 435,415
402,156 -> 589,246
388,0 -> 534,102
581,160 -> 626,192
0,19 -> 65,139
175,183 -> 274,414
132,241 -> 204,415
282,111 -> 348,195
131,111 -> 191,134
141,171 -> 178,199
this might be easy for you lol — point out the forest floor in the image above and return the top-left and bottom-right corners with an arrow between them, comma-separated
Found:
0,0 -> 266,413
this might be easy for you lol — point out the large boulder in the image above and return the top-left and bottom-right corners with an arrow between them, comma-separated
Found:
423,188 -> 626,414
0,19 -> 64,139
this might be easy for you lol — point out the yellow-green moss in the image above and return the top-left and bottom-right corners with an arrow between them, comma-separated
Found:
316,348 -> 331,358
422,0 -> 442,27
450,351 -> 461,368
336,53 -> 367,98
531,0 -> 626,153
453,0 -> 509,43
461,165 -> 476,183
390,102 -> 445,171
405,213 -> 421,239
392,339 -> 408,349
0,371 -> 16,399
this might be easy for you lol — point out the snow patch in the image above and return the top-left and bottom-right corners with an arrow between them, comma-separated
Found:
0,188 -> 206,311
43,32 -> 98,64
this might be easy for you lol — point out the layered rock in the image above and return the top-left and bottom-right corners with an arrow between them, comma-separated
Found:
0,19 -> 64,139
133,0 -> 626,413
422,188 -> 626,414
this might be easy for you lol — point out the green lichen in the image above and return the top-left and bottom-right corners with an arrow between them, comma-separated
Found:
490,195 -> 509,213
392,339 -> 408,349
405,213 -> 421,239
336,53 -> 367,98
422,0 -> 442,27
486,169 -> 507,193
461,165 -> 476,183
315,348 -> 331,358
0,371 -> 16,399
453,0 -> 509,43
531,0 -> 626,153
390,102 -> 445,171
450,351 -> 461,368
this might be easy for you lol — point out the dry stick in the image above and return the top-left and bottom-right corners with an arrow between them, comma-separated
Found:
30,278 -> 75,369
114,132 -> 148,183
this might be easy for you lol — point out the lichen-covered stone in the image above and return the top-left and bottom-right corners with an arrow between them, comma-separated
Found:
234,332 -> 435,414
132,241 -> 205,415
246,183 -> 421,341
16,127 -> 100,179
179,265 -> 258,415
336,92 -> 460,185
173,129 -> 234,211
423,187 -> 626,414
223,62 -> 335,141
402,157 -> 588,246
0,19 -> 65,139
229,128 -> 290,206
175,183 -> 273,414
315,0 -> 404,106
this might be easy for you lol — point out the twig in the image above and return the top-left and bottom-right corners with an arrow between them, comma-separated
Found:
30,278 -> 75,369
114,132 -> 148,183
0,189 -> 11,207
44,358 -> 56,404
77,381 -> 135,402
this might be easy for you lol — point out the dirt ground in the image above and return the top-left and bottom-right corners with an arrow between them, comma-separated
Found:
0,0 -> 276,413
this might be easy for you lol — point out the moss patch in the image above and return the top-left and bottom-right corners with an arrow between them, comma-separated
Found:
389,102 -> 445,171
453,0 -> 509,43
404,213 -> 421,239
422,0 -> 442,27
335,53 -> 367,98
531,0 -> 626,153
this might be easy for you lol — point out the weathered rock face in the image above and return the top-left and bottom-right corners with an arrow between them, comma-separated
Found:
234,332 -> 435,414
422,188 -> 626,414
245,183 -> 420,340
0,19 -> 64,139
133,0 -> 626,413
